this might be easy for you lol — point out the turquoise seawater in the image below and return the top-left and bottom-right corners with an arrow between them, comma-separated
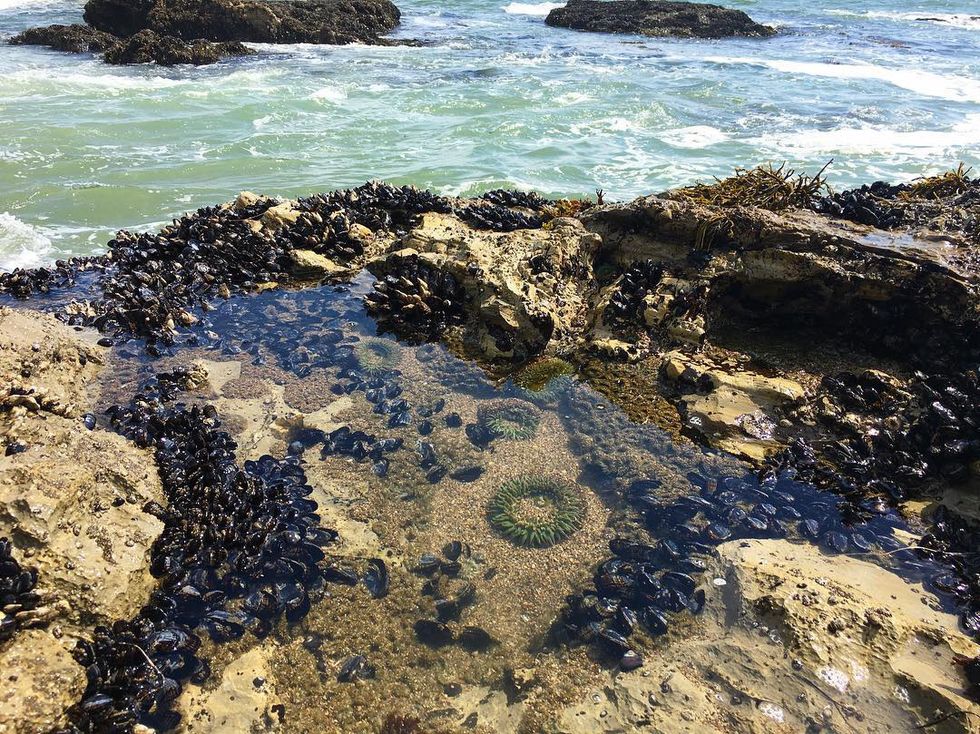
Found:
0,0 -> 978,267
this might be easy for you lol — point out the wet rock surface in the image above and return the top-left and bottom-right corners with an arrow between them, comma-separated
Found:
83,0 -> 402,44
9,24 -> 117,53
102,29 -> 254,65
0,309 -> 167,732
545,0 -> 776,39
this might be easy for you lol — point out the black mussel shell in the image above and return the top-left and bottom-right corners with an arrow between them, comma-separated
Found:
458,626 -> 495,652
364,559 -> 389,599
414,619 -> 454,647
338,654 -> 375,682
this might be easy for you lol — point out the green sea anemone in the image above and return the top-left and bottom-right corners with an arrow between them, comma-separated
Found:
513,358 -> 575,403
477,399 -> 540,440
514,358 -> 575,391
488,475 -> 585,548
354,338 -> 400,375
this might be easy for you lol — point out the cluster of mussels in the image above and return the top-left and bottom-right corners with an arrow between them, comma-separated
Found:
281,183 -> 548,260
57,367 -> 338,732
0,183 -> 551,351
365,254 -> 470,341
0,255 -> 101,299
411,542 -> 494,652
604,259 -> 707,343
0,537 -> 40,642
554,463 -> 932,670
810,181 -> 907,229
918,506 -> 980,637
790,367 -> 980,500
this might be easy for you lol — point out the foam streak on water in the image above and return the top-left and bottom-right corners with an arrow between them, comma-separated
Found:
0,0 -> 978,268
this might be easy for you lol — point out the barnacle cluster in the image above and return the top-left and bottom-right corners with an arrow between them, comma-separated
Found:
488,475 -> 585,547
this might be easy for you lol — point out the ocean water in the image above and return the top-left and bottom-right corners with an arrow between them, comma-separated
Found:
0,0 -> 978,268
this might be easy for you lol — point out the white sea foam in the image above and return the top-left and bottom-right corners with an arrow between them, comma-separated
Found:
554,91 -> 594,106
5,68 -> 186,92
0,213 -> 54,272
705,56 -> 980,104
827,9 -> 980,31
309,85 -> 348,104
0,0 -> 63,10
658,125 -> 729,148
503,2 -> 563,17
753,113 -> 980,158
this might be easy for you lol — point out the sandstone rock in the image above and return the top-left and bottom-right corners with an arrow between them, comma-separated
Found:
0,309 -> 165,626
0,630 -> 86,734
9,24 -> 118,53
662,351 -> 804,461
591,337 -> 642,362
289,249 -> 349,280
581,194 -> 980,367
177,646 -> 282,732
233,190 -> 263,211
84,0 -> 402,45
546,0 -> 776,39
261,201 -> 302,230
369,213 -> 601,362
718,540 -> 979,727
560,539 -> 980,733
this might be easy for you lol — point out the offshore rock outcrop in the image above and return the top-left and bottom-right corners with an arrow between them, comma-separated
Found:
11,0 -> 404,66
83,0 -> 401,45
545,0 -> 776,39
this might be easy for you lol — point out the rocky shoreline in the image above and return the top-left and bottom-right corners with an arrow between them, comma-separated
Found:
2,167 -> 979,732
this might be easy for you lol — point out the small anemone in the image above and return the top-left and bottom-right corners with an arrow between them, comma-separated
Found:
477,398 -> 540,440
514,358 -> 574,391
512,358 -> 575,403
353,338 -> 400,376
488,475 -> 585,548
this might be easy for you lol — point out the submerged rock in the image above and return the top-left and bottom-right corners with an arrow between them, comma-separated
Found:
9,23 -> 117,53
545,0 -> 776,39
83,0 -> 402,45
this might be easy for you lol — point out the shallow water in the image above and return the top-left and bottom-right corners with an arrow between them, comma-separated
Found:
31,272 -> 953,732
1,0 -> 979,266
